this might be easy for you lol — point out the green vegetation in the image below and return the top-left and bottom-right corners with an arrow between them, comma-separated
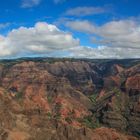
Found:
109,88 -> 122,111
83,116 -> 95,128
114,90 -> 122,111
89,94 -> 98,104
47,96 -> 53,103
54,114 -> 61,120
88,88 -> 124,128
65,117 -> 72,124
78,115 -> 101,129
46,111 -> 61,120
47,112 -> 52,119
55,103 -> 62,112
15,92 -> 23,99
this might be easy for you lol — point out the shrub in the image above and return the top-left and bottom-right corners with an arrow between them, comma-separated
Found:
54,114 -> 61,120
47,112 -> 52,119
47,96 -> 53,103
79,116 -> 101,129
89,94 -> 97,104
65,117 -> 72,124
15,92 -> 23,99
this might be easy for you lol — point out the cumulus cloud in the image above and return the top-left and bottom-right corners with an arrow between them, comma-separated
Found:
0,21 -> 139,59
65,6 -> 107,17
21,0 -> 41,8
66,19 -> 140,50
0,22 -> 79,58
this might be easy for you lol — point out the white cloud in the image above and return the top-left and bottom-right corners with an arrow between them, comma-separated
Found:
69,45 -> 140,59
65,6 -> 107,17
0,22 -> 79,58
21,0 -> 41,8
0,21 -> 139,59
66,19 -> 140,50
66,20 -> 97,34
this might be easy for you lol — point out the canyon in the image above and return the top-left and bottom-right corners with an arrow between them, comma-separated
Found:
0,58 -> 139,140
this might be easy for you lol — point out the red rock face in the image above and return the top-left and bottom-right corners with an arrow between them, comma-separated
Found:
126,75 -> 140,90
92,127 -> 137,140
0,59 -> 139,140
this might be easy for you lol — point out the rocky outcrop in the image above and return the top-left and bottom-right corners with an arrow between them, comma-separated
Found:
93,63 -> 140,137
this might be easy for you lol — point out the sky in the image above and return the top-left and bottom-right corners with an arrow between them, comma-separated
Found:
0,0 -> 140,59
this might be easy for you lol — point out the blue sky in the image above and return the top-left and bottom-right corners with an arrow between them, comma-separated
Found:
0,0 -> 140,58
1,0 -> 140,27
